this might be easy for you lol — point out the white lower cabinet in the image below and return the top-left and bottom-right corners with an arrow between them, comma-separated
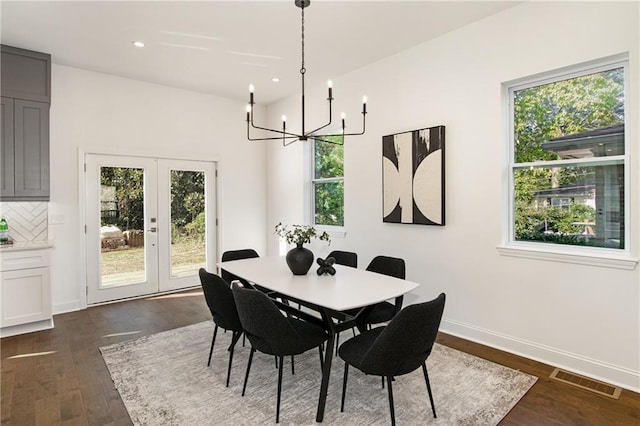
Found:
0,247 -> 53,337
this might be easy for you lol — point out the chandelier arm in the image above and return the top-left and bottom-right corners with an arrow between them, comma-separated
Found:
249,119 -> 304,139
314,112 -> 366,138
306,100 -> 333,135
313,136 -> 343,146
249,135 -> 301,141
247,123 -> 301,141
283,137 -> 301,147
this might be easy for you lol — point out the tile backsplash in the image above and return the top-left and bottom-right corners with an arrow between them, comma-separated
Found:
0,202 -> 48,242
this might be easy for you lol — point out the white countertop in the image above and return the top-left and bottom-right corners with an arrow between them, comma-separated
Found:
0,241 -> 53,252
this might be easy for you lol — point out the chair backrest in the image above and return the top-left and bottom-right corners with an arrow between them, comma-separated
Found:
231,283 -> 300,356
198,268 -> 243,332
221,249 -> 259,285
366,255 -> 405,279
327,250 -> 358,268
361,293 -> 446,376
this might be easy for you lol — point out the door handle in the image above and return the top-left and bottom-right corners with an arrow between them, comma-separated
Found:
147,227 -> 157,233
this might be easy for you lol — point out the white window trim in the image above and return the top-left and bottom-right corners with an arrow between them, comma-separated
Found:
304,139 -> 346,236
499,54 -> 637,269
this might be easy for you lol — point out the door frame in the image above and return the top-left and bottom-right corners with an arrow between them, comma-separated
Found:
78,147 -> 220,308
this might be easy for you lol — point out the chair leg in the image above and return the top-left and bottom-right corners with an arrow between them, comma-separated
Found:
242,347 -> 255,396
226,331 -> 242,387
340,362 -> 349,412
422,363 -> 437,418
318,345 -> 324,371
335,332 -> 340,356
386,375 -> 396,426
382,376 -> 385,389
276,355 -> 284,423
291,355 -> 295,375
207,325 -> 218,367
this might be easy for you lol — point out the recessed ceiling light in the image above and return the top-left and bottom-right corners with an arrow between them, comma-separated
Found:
272,77 -> 280,83
132,41 -> 145,48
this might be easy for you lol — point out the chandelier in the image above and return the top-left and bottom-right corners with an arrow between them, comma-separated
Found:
246,0 -> 367,146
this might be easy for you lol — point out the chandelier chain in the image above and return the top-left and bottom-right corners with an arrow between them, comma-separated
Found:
300,5 -> 305,74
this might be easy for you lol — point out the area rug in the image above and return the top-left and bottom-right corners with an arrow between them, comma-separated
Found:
100,322 -> 537,425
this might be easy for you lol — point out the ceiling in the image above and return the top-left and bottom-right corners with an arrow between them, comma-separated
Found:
1,1 -> 517,105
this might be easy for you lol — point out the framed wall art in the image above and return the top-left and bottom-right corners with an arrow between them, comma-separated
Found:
382,125 -> 445,225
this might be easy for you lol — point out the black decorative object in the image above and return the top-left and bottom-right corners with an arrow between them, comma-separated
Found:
382,125 -> 445,225
246,0 -> 367,146
286,244 -> 314,275
316,256 -> 336,276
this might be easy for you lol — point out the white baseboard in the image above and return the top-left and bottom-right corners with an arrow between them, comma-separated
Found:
0,318 -> 54,338
441,319 -> 640,393
53,300 -> 83,315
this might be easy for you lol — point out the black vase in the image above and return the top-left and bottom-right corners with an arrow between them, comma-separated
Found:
286,244 -> 314,275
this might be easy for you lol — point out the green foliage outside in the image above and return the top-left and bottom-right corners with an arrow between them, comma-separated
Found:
101,167 -> 144,230
513,68 -> 624,246
314,136 -> 344,226
101,168 -> 205,244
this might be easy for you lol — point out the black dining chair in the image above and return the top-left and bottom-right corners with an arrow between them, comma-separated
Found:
339,293 -> 446,426
221,248 -> 276,297
326,250 -> 359,351
221,249 -> 259,286
362,255 -> 406,327
327,250 -> 358,268
232,282 -> 329,424
198,268 -> 244,387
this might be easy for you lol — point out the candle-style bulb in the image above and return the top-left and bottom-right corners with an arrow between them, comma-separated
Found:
249,84 -> 255,93
246,104 -> 252,113
281,115 -> 287,122
327,80 -> 333,88
362,96 -> 367,104
340,112 -> 346,119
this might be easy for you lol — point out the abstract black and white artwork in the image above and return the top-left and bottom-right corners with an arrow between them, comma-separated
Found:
382,125 -> 445,225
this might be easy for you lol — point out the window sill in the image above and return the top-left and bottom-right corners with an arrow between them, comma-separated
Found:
496,244 -> 637,270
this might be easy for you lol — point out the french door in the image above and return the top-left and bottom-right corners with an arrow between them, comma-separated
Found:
85,154 -> 216,304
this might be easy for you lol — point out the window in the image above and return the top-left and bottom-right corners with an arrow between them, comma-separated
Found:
508,58 -> 627,251
312,136 -> 344,227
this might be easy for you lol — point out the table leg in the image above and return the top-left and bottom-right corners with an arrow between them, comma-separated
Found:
316,308 -> 336,423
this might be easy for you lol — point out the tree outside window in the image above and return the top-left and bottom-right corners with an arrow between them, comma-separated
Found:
510,61 -> 626,249
313,136 -> 344,227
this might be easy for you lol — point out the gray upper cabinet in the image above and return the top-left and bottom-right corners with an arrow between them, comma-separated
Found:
1,45 -> 51,103
1,45 -> 51,201
1,98 -> 16,197
14,100 -> 50,198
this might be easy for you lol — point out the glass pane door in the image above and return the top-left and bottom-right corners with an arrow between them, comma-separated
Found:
86,154 -> 158,304
158,159 -> 216,292
169,169 -> 206,277
86,155 -> 216,303
100,166 -> 146,287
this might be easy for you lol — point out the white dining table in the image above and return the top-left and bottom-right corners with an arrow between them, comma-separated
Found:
218,255 -> 419,423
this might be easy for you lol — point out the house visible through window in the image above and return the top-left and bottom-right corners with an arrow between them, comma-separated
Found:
509,58 -> 626,250
312,136 -> 344,227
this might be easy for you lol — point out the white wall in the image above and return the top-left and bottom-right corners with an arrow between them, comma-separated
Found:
49,65 -> 267,313
266,2 -> 640,391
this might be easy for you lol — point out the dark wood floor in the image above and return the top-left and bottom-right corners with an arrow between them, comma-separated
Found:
1,289 -> 638,425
